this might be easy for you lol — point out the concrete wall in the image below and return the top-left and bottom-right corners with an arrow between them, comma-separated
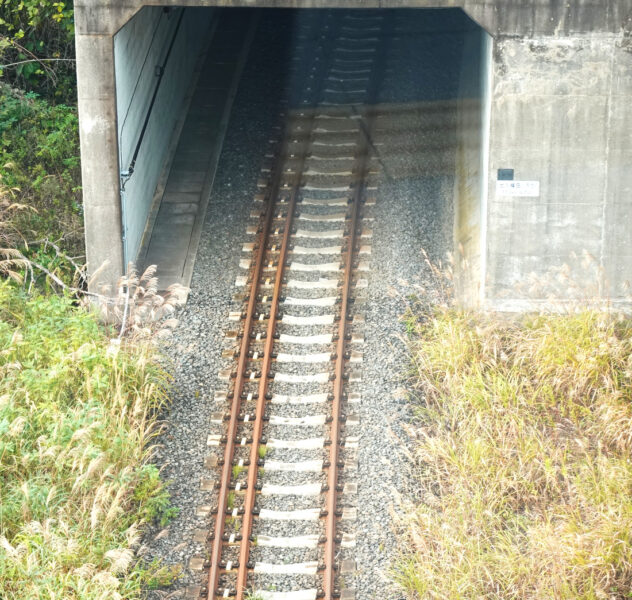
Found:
453,25 -> 491,307
76,30 -> 122,290
75,0 -> 632,40
115,7 -> 215,262
486,33 -> 632,310
76,0 -> 632,304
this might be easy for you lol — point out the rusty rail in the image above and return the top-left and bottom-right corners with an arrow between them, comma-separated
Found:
206,126 -> 286,599
235,113 -> 313,599
323,114 -> 370,600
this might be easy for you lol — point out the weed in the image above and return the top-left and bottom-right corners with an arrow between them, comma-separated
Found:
232,464 -> 244,480
95,263 -> 188,339
0,282 -> 173,598
134,559 -> 182,590
258,445 -> 267,460
395,307 -> 632,599
133,465 -> 179,526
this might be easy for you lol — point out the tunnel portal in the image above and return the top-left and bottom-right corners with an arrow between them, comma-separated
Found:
75,0 -> 632,309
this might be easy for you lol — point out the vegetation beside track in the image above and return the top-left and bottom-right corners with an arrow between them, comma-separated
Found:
2,4 -> 184,595
2,0 -> 82,277
0,282 -> 182,598
397,308 -> 632,599
1,84 -> 82,252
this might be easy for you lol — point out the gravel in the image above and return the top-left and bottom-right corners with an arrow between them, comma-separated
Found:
142,8 -> 468,599
141,14 -> 290,597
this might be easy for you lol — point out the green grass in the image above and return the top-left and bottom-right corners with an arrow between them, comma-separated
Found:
396,308 -> 632,599
0,84 -> 83,278
0,282 -> 176,598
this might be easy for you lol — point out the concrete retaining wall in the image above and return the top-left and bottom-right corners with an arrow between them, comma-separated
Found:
486,33 -> 632,310
115,7 -> 215,262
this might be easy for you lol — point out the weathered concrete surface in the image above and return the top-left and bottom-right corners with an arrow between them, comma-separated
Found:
486,33 -> 632,309
75,32 -> 123,292
75,0 -> 632,305
453,28 -> 491,307
75,0 -> 632,37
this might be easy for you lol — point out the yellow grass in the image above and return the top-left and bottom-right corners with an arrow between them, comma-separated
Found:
396,309 -> 632,599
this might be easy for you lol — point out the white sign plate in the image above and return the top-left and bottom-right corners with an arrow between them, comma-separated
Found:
496,180 -> 540,197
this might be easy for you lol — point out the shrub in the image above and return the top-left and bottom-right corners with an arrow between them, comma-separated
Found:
0,83 -> 82,271
0,281 -> 176,599
0,0 -> 75,102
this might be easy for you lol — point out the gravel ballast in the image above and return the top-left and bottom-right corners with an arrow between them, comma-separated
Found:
142,8 -> 474,599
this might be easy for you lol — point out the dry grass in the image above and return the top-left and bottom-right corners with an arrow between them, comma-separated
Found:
396,308 -> 632,599
0,281 -> 178,598
0,175 -> 31,281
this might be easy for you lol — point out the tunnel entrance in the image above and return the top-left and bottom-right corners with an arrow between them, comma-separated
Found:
112,7 -> 491,304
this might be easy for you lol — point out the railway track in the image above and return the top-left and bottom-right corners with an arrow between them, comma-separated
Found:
191,11 -> 386,600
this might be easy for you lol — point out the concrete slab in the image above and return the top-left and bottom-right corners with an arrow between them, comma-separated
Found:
150,223 -> 196,246
172,145 -> 214,161
159,202 -> 200,215
164,179 -> 205,194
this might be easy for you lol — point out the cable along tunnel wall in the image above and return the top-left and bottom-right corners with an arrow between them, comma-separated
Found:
114,7 -> 216,265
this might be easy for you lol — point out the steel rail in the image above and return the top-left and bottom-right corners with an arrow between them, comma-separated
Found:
235,112 -> 314,599
322,19 -> 387,592
322,120 -> 369,600
207,129 -> 287,599
208,12 -> 384,598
